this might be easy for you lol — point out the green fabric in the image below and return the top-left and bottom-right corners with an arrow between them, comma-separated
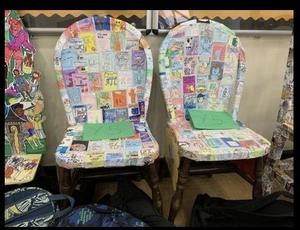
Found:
83,121 -> 135,141
188,109 -> 238,130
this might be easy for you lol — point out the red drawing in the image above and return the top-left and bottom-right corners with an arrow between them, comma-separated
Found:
5,16 -> 36,71
212,43 -> 226,61
128,88 -> 137,104
112,90 -> 127,108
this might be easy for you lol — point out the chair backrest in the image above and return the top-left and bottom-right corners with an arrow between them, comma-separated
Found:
54,16 -> 153,126
5,10 -> 46,156
159,19 -> 246,122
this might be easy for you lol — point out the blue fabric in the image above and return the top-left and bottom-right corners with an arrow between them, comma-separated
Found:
56,204 -> 148,227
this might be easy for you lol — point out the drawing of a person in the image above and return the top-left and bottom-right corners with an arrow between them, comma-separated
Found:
5,15 -> 36,71
26,126 -> 43,149
210,66 -> 221,80
27,113 -> 46,139
200,37 -> 212,56
29,71 -> 41,97
13,69 -> 32,100
10,126 -> 20,154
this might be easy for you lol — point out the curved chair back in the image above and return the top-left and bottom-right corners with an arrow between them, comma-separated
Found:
159,19 -> 246,122
54,16 -> 153,126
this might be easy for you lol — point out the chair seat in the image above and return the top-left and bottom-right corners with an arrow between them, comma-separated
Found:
55,122 -> 159,169
168,119 -> 271,161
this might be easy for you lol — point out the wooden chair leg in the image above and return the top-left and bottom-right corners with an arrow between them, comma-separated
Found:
57,166 -> 73,208
168,157 -> 192,222
253,156 -> 264,198
147,162 -> 163,214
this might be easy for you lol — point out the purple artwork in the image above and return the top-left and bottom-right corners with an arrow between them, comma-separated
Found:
63,69 -> 76,87
132,50 -> 146,70
183,75 -> 196,94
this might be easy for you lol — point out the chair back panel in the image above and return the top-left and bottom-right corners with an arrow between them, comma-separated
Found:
159,19 -> 246,121
5,10 -> 46,155
54,16 -> 153,126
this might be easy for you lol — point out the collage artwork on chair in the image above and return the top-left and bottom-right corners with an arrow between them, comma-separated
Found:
159,19 -> 271,162
4,10 -> 45,185
54,16 -> 159,169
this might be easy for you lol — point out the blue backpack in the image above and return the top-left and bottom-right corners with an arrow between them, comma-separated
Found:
56,204 -> 149,227
5,187 -> 74,227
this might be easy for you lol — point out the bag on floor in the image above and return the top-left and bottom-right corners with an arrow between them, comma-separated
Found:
5,187 -> 74,227
98,178 -> 175,227
190,191 -> 293,227
56,204 -> 148,227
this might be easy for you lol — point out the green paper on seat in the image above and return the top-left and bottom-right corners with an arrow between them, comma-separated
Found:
82,121 -> 135,141
188,109 -> 238,130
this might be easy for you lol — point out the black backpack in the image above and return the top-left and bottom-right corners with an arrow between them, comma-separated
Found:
190,191 -> 293,227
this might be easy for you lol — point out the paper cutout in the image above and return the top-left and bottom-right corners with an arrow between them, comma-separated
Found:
103,71 -> 118,91
5,154 -> 41,185
82,121 -> 135,141
188,109 -> 238,130
5,10 -> 46,158
112,90 -> 127,107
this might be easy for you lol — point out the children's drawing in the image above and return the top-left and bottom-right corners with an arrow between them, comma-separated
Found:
79,32 -> 96,53
73,105 -> 88,123
212,43 -> 226,61
96,91 -> 112,109
5,15 -> 36,73
183,75 -> 196,94
112,90 -> 127,108
87,110 -> 103,123
103,109 -> 117,123
185,36 -> 199,55
96,31 -> 111,51
199,36 -> 212,56
209,62 -> 224,80
115,108 -> 129,122
77,18 -> 94,32
184,56 -> 197,75
93,16 -> 110,31
5,10 -> 46,158
116,51 -> 130,70
132,50 -> 146,70
133,69 -> 146,86
110,31 -> 126,52
5,154 -> 41,185
103,71 -> 118,91
127,88 -> 137,105
100,51 -> 115,71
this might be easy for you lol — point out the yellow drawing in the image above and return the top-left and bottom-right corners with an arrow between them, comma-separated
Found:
103,72 -> 117,91
79,32 -> 96,53
10,126 -> 20,154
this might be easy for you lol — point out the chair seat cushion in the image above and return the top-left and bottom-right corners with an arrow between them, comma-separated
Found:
55,122 -> 159,169
168,119 -> 271,161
